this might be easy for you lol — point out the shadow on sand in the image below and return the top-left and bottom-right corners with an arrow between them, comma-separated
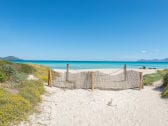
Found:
153,85 -> 165,92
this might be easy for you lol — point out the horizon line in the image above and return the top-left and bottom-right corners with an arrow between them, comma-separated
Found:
10,59 -> 168,63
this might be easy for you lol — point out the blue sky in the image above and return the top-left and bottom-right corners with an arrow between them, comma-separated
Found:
0,0 -> 168,61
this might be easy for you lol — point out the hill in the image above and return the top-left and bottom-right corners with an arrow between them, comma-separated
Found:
138,58 -> 168,62
1,56 -> 22,61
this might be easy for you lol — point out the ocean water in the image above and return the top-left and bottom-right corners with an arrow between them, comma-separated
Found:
11,60 -> 168,69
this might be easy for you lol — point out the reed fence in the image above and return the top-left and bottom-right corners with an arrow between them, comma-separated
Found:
48,64 -> 144,90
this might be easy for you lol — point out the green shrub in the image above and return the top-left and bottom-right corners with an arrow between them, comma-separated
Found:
0,60 -> 12,66
19,80 -> 45,105
161,73 -> 168,98
20,86 -> 41,105
17,80 -> 45,94
0,60 -> 35,75
14,64 -> 36,74
143,73 -> 163,85
0,80 -> 45,125
0,60 -> 47,125
1,64 -> 16,77
0,71 -> 6,83
0,88 -> 32,126
9,72 -> 27,85
0,64 -> 27,85
157,69 -> 168,76
161,85 -> 168,98
143,69 -> 168,85
163,73 -> 168,87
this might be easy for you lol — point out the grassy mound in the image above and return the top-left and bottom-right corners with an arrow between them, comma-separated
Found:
0,60 -> 32,84
143,69 -> 168,85
29,64 -> 59,82
0,80 -> 45,125
143,69 -> 168,98
161,73 -> 168,98
0,60 -> 59,84
19,80 -> 45,105
0,88 -> 32,126
0,60 -> 51,125
144,73 -> 162,85
162,86 -> 168,98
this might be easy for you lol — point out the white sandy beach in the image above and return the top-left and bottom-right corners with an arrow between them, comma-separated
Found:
19,69 -> 168,126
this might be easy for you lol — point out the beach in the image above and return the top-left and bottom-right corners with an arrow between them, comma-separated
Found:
2,0 -> 168,125
19,69 -> 168,126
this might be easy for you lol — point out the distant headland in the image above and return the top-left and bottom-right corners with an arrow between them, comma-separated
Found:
0,56 -> 22,61
137,58 -> 168,62
1,56 -> 168,62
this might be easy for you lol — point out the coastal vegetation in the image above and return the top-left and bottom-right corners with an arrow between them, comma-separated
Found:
161,73 -> 168,97
143,70 -> 166,85
29,64 -> 59,82
0,60 -> 58,126
143,69 -> 168,97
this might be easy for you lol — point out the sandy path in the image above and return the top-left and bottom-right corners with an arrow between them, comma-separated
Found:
19,69 -> 168,126
19,86 -> 168,126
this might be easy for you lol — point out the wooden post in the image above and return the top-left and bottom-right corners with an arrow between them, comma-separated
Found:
91,72 -> 95,91
66,64 -> 70,81
48,69 -> 52,87
139,72 -> 144,90
48,70 -> 50,86
124,64 -> 127,80
50,70 -> 52,87
141,72 -> 144,89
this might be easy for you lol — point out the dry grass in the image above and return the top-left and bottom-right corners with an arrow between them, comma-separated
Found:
29,64 -> 59,82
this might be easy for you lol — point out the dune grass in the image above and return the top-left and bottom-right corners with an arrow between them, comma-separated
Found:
0,88 -> 32,126
143,73 -> 163,85
143,69 -> 168,98
162,86 -> 168,98
161,73 -> 168,98
143,69 -> 168,85
29,64 -> 59,82
18,80 -> 45,105
0,60 -> 53,125
0,80 -> 45,126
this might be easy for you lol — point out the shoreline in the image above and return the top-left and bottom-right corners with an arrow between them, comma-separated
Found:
11,60 -> 168,70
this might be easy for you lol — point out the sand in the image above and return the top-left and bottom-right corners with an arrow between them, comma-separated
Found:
19,69 -> 168,126
27,75 -> 38,80
53,68 -> 158,75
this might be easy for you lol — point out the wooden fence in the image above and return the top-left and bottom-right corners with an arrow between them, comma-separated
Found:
48,64 -> 144,90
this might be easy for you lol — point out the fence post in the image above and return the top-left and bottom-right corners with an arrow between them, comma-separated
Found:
124,64 -> 127,80
139,72 -> 144,90
48,69 -> 52,87
50,70 -> 53,87
66,64 -> 70,81
48,70 -> 50,86
91,72 -> 95,91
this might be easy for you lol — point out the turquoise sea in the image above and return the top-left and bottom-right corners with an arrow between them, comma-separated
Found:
11,60 -> 168,69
